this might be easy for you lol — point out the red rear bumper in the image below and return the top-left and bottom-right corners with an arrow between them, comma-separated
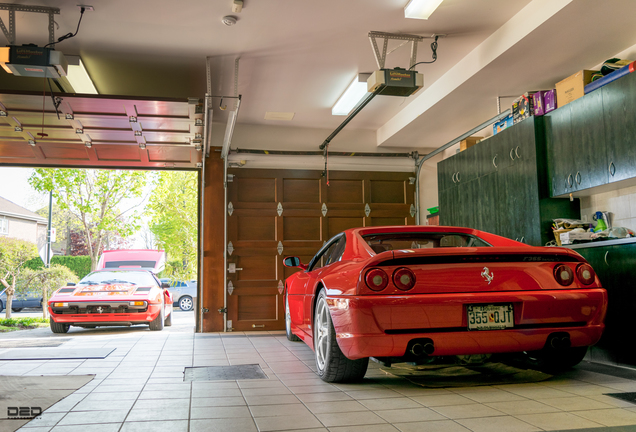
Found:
327,289 -> 607,360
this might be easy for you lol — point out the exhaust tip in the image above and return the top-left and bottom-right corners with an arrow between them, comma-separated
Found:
410,343 -> 424,356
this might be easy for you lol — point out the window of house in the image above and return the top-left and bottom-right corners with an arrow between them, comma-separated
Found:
0,216 -> 8,235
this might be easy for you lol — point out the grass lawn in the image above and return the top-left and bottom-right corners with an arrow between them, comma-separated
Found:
0,317 -> 49,332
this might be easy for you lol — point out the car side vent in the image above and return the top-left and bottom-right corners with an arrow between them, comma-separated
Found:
379,254 -> 580,266
135,287 -> 152,292
58,288 -> 76,293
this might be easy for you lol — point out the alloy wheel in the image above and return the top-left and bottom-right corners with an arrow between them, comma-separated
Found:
314,296 -> 330,371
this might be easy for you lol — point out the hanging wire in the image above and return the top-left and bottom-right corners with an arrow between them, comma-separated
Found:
409,35 -> 439,70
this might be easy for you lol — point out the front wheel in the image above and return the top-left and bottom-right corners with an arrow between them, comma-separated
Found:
285,293 -> 301,341
314,290 -> 368,383
164,304 -> 173,327
12,308 -> 23,312
50,317 -> 70,334
0,300 -> 3,312
179,296 -> 193,311
149,300 -> 165,331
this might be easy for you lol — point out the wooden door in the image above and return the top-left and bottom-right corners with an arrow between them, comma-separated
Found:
225,169 -> 415,331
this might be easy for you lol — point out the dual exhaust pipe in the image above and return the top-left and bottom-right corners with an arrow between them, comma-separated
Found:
547,332 -> 571,350
409,339 -> 434,357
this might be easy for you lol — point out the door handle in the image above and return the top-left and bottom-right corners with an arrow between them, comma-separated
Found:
567,174 -> 573,188
456,172 -> 461,182
515,146 -> 520,159
227,263 -> 243,273
492,154 -> 498,168
510,148 -> 516,161
252,324 -> 265,328
604,251 -> 609,266
575,171 -> 581,185
609,162 -> 616,177
452,172 -> 457,183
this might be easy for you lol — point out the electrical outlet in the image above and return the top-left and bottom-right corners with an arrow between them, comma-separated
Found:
582,214 -> 588,222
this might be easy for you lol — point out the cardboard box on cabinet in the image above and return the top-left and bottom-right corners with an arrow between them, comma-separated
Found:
512,92 -> 536,124
555,70 -> 596,107
459,137 -> 482,151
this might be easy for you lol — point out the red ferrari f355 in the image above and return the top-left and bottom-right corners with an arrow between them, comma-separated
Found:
283,226 -> 607,382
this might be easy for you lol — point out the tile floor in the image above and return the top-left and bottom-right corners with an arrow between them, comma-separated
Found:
2,312 -> 636,432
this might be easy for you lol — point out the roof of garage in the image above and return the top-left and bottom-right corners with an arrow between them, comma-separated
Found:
1,0 -> 636,168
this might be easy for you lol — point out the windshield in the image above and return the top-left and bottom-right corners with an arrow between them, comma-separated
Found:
362,232 -> 491,252
79,270 -> 158,286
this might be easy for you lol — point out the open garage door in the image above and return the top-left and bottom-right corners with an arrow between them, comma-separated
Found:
225,169 -> 415,332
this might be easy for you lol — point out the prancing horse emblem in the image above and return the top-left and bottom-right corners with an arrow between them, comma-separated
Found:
481,267 -> 494,284
96,306 -> 104,314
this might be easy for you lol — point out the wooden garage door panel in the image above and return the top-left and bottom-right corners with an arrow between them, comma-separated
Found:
326,180 -> 363,203
238,295 -> 278,320
370,180 -> 406,203
327,217 -> 365,238
95,145 -> 141,161
237,216 -> 276,241
235,255 -> 277,281
237,178 -> 276,202
370,217 -> 407,226
284,216 -> 321,241
283,178 -> 320,203
0,142 -> 36,158
41,144 -> 89,160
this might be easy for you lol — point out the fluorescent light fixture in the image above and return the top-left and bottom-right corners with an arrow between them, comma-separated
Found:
332,74 -> 370,116
404,0 -> 444,19
65,56 -> 98,94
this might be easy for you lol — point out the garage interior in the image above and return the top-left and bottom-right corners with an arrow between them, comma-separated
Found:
2,0 -> 636,430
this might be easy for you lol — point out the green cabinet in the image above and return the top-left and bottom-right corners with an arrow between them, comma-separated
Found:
546,70 -> 636,196
438,116 -> 579,246
573,242 -> 636,365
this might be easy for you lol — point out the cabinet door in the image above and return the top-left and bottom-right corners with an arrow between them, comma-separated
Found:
602,71 -> 636,183
545,105 -> 574,197
437,156 -> 457,192
569,90 -> 608,190
475,172 -> 499,235
438,186 -> 459,226
495,165 -> 520,241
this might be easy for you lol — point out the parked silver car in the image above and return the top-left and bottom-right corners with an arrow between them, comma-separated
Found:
160,278 -> 197,311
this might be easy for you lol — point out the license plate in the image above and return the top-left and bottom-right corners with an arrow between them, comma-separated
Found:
467,304 -> 514,330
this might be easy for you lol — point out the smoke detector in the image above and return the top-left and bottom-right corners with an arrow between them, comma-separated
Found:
222,15 -> 237,26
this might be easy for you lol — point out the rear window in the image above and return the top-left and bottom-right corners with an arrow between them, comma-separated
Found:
362,232 -> 491,252
104,260 -> 156,269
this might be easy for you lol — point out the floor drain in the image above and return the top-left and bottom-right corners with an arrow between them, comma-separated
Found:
184,364 -> 268,381
604,392 -> 636,404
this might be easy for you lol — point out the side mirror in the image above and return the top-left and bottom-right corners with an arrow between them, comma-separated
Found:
161,282 -> 170,289
67,282 -> 76,286
283,256 -> 307,270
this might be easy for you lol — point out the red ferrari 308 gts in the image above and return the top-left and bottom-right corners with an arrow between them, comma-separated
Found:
48,269 -> 173,333
283,226 -> 607,383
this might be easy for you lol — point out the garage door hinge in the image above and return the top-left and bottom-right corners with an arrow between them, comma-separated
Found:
227,241 -> 234,256
410,204 -> 416,217
321,203 -> 328,217
217,307 -> 227,314
227,202 -> 234,216
202,308 -> 210,313
277,241 -> 284,255
277,202 -> 283,216
365,203 -> 371,217
227,280 -> 234,295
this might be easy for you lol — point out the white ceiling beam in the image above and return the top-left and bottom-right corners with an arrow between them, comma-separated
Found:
376,0 -> 573,146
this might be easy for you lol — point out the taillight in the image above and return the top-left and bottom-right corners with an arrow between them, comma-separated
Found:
365,268 -> 388,291
576,263 -> 596,285
554,264 -> 574,286
393,268 -> 416,291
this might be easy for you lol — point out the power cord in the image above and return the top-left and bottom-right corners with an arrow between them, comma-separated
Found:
44,7 -> 86,48
409,35 -> 439,70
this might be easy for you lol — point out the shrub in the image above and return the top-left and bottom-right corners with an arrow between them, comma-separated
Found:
51,256 -> 92,279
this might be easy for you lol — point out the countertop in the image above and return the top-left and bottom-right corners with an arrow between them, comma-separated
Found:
563,237 -> 636,249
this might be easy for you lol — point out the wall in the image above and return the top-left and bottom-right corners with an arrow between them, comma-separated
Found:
579,185 -> 636,232
417,152 -> 443,224
6,217 -> 41,247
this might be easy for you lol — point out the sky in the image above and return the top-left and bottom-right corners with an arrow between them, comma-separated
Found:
0,167 -> 48,211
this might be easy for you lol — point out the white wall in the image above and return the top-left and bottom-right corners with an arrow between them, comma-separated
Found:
580,186 -> 636,232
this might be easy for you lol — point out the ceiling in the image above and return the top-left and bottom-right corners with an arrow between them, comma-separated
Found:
2,0 -> 636,169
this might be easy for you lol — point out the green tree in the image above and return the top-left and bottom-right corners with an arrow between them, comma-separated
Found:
0,237 -> 38,318
146,171 -> 198,280
28,169 -> 148,270
19,265 -> 78,319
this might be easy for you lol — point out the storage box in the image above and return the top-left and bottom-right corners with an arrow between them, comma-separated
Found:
559,231 -> 593,245
512,92 -> 536,124
544,89 -> 556,113
459,137 -> 482,151
493,115 -> 513,135
555,70 -> 596,107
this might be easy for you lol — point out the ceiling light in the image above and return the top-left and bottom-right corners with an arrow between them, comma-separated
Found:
404,0 -> 444,19
63,55 -> 98,94
332,74 -> 371,116
222,15 -> 237,26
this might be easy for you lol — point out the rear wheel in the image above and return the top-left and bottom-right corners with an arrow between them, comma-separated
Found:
285,293 -> 301,341
179,296 -> 193,311
12,308 -> 22,312
0,300 -> 3,312
314,290 -> 368,382
50,317 -> 70,334
149,300 -> 165,331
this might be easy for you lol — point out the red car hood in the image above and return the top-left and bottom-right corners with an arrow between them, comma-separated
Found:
50,283 -> 157,301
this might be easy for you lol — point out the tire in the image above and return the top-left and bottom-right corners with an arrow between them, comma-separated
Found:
12,308 -> 23,312
285,293 -> 301,341
0,301 -> 3,313
149,300 -> 164,331
50,317 -> 70,334
314,290 -> 368,383
179,296 -> 193,311
164,304 -> 172,327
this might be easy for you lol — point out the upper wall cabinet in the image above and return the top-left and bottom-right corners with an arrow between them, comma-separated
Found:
546,71 -> 636,197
